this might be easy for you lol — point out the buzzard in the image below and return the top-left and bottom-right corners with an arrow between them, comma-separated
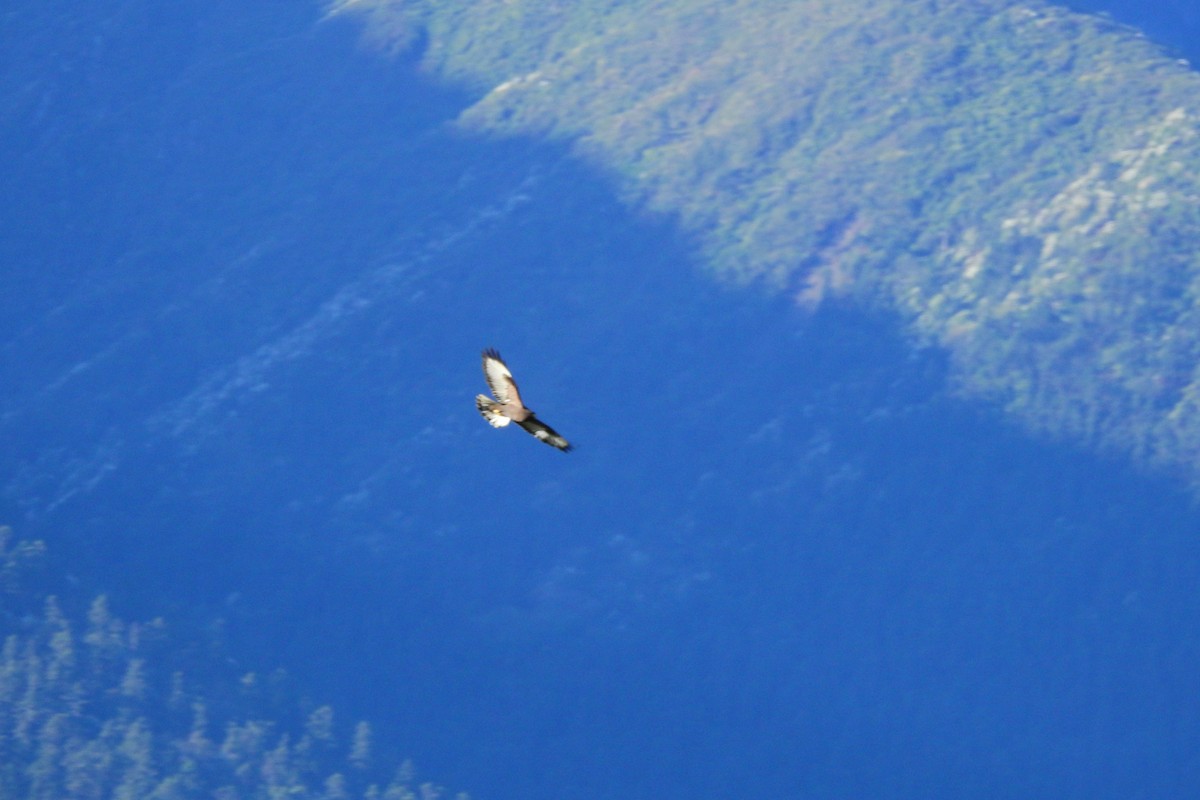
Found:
476,348 -> 573,451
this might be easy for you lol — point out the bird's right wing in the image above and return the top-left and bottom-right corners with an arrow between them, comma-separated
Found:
517,416 -> 573,452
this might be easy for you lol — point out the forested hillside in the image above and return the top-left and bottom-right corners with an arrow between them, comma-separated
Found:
0,529 -> 457,800
334,0 -> 1200,485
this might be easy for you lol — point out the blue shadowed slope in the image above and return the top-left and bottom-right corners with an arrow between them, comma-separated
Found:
2,3 -> 1200,799
1064,0 -> 1200,62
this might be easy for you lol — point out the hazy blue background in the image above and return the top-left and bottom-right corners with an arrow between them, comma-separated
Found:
3,2 -> 1200,798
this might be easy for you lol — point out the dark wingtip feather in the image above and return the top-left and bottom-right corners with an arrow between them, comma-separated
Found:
482,347 -> 502,361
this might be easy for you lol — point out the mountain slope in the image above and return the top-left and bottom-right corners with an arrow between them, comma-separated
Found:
337,0 -> 1200,486
4,3 -> 1200,798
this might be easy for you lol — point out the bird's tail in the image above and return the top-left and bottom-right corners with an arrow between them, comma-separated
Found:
476,395 -> 511,428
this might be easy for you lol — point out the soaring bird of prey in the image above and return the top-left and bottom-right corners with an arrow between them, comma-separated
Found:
476,348 -> 573,452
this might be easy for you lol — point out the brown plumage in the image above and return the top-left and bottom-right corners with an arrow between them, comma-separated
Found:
476,348 -> 573,451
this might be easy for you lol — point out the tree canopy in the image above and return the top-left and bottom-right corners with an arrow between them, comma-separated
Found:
333,0 -> 1200,487
0,527 -> 462,800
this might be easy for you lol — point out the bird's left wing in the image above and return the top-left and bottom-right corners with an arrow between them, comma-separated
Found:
482,348 -> 523,407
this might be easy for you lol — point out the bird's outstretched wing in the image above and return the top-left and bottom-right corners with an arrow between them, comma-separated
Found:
482,348 -> 522,407
517,417 -> 573,452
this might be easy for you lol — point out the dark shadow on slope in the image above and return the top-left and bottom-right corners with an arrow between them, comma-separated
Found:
2,4 -> 1200,800
1062,0 -> 1200,63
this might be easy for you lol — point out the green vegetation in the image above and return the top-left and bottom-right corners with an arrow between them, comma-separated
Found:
0,527 -> 463,800
332,0 -> 1200,486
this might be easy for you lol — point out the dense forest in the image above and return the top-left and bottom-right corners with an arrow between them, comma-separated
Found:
332,0 -> 1200,488
0,528 -> 460,800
